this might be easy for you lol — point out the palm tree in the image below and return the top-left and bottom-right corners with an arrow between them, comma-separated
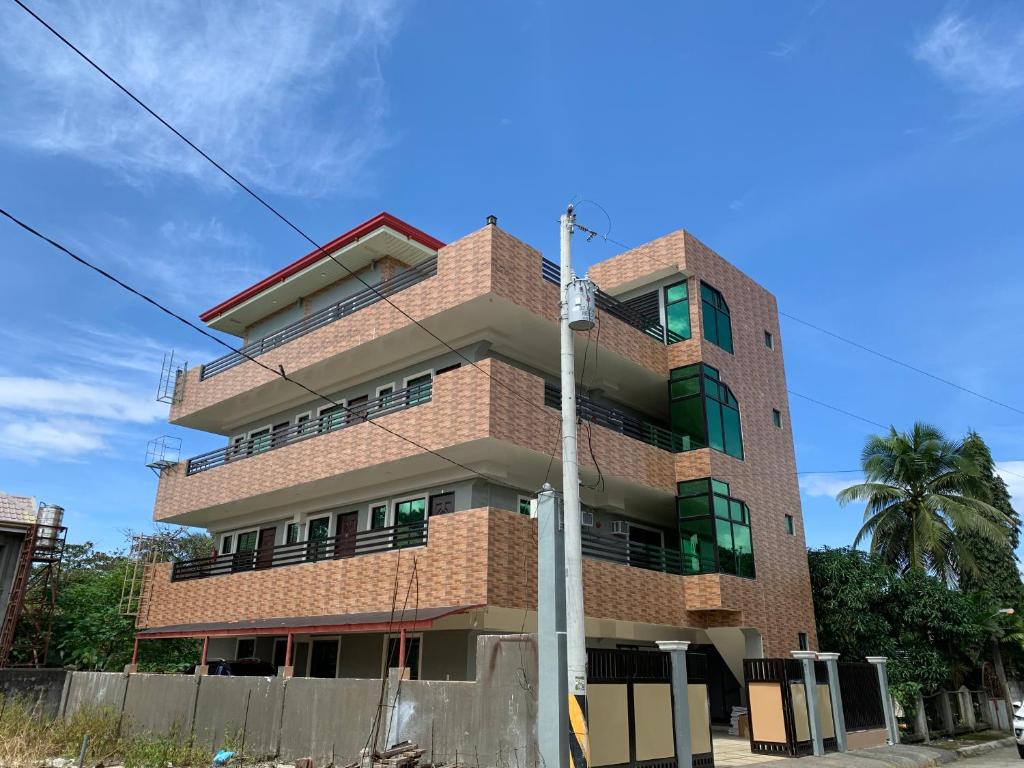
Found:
837,422 -> 1009,582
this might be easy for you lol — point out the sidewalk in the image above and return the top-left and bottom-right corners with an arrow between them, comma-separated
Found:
712,737 -> 1017,768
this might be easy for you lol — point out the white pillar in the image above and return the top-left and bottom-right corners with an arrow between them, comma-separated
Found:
537,485 -> 569,768
657,641 -> 692,768
817,652 -> 847,752
866,656 -> 899,744
792,651 -> 824,756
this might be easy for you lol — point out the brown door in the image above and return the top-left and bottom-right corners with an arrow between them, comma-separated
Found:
334,511 -> 358,557
255,526 -> 276,569
429,492 -> 454,517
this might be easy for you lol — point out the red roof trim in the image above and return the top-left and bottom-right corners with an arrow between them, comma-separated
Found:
199,212 -> 446,322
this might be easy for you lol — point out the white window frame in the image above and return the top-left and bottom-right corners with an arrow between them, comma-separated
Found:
236,637 -> 257,659
517,495 -> 534,516
402,369 -> 434,389
246,423 -> 274,454
375,382 -> 396,398
392,494 -> 427,523
219,533 -> 234,555
294,411 -> 313,439
381,632 -> 424,677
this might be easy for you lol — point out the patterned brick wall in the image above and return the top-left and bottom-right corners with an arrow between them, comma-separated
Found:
589,230 -> 818,657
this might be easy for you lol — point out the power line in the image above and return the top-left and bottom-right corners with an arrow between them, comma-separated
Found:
9,0 -> 559,430
0,207 -> 503,488
787,390 -> 888,429
573,221 -> 1024,420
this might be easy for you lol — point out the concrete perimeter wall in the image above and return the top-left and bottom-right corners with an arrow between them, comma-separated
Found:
0,668 -> 68,718
54,635 -> 538,766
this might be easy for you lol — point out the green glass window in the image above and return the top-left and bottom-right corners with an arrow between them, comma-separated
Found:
675,477 -> 754,577
772,409 -> 782,428
663,280 -> 691,343
307,516 -> 331,560
784,514 -> 795,535
286,523 -> 301,545
394,498 -> 426,547
700,282 -> 733,353
237,531 -> 257,552
405,374 -> 432,406
764,330 -> 774,350
371,504 -> 387,530
249,428 -> 271,454
519,497 -> 533,516
669,365 -> 743,459
220,535 -> 233,555
319,405 -> 346,432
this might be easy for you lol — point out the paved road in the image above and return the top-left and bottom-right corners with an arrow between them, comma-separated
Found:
964,747 -> 1024,768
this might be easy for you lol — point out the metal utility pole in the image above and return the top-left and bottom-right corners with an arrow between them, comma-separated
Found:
559,204 -> 591,768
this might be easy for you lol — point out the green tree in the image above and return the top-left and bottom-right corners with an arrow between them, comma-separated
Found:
837,422 -> 1008,581
807,547 -> 893,658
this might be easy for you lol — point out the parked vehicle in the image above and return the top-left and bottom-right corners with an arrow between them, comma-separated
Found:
206,658 -> 277,676
1014,704 -> 1024,758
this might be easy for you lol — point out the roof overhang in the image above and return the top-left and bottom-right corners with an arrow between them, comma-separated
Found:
201,213 -> 445,336
135,604 -> 479,639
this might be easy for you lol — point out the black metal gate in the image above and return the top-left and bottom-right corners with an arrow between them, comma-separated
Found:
743,658 -> 837,757
588,649 -> 714,768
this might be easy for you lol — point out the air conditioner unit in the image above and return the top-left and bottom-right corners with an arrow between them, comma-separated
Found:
611,520 -> 629,537
581,511 -> 595,528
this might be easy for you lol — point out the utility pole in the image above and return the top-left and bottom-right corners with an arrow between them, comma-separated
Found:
559,204 -> 591,768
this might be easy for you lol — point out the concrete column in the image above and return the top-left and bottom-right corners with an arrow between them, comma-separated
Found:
792,651 -> 824,756
913,692 -> 930,743
537,485 -> 569,768
866,656 -> 899,744
961,689 -> 976,730
938,692 -> 955,735
817,652 -> 847,752
657,640 -> 692,768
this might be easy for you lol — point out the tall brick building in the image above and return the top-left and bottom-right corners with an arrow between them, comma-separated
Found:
139,213 -> 816,719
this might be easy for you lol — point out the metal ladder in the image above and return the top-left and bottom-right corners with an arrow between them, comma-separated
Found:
0,525 -> 37,666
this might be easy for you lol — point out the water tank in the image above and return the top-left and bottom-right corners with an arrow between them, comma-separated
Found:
36,504 -> 64,549
567,277 -> 597,331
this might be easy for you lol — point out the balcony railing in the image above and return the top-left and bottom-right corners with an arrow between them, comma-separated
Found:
582,530 -> 684,575
171,521 -> 427,581
199,257 -> 439,380
544,383 -> 700,453
184,381 -> 432,476
541,258 -> 670,344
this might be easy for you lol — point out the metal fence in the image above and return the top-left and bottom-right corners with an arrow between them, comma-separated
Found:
837,662 -> 886,731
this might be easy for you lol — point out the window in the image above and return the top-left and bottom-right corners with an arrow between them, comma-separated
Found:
404,373 -> 433,406
319,404 -> 346,432
295,412 -> 312,438
232,531 -> 257,572
518,496 -> 533,516
663,280 -> 691,343
237,638 -> 256,659
220,535 -> 233,555
700,282 -> 733,353
271,421 -> 290,448
676,478 -> 755,578
784,514 -> 795,535
370,504 -> 388,530
394,497 -> 426,548
237,531 -> 258,552
764,330 -> 775,350
286,523 -> 302,545
798,632 -> 809,651
772,409 -> 782,428
307,516 -> 331,560
248,427 -> 271,454
436,363 -> 461,375
230,436 -> 245,458
669,364 -> 744,459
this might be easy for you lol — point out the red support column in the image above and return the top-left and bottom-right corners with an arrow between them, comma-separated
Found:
200,636 -> 209,667
285,632 -> 294,666
398,628 -> 407,669
131,637 -> 140,665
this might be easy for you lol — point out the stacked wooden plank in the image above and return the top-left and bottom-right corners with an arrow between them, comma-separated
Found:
345,741 -> 447,768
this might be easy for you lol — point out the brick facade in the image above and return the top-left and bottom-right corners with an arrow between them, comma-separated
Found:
147,219 -> 818,660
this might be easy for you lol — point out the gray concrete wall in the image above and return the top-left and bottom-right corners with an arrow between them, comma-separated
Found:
55,635 -> 539,765
62,670 -> 129,718
0,668 -> 67,718
193,675 -> 285,756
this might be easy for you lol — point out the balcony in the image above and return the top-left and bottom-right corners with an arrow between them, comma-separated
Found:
543,383 -> 701,453
184,381 -> 431,476
138,508 -> 759,636
168,226 -> 670,433
153,359 -> 677,526
172,520 -> 427,581
199,258 -> 438,380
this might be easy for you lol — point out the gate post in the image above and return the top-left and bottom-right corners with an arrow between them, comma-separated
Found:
792,651 -> 824,756
866,657 -> 899,744
656,640 -> 692,768
817,653 -> 847,752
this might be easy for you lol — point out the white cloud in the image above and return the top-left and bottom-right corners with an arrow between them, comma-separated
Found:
996,461 -> 1024,507
0,0 -> 401,195
914,13 -> 1024,95
799,472 -> 861,499
0,418 -> 107,461
0,377 -> 166,424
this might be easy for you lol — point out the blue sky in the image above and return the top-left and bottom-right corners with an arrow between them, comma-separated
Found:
0,1 -> 1022,557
